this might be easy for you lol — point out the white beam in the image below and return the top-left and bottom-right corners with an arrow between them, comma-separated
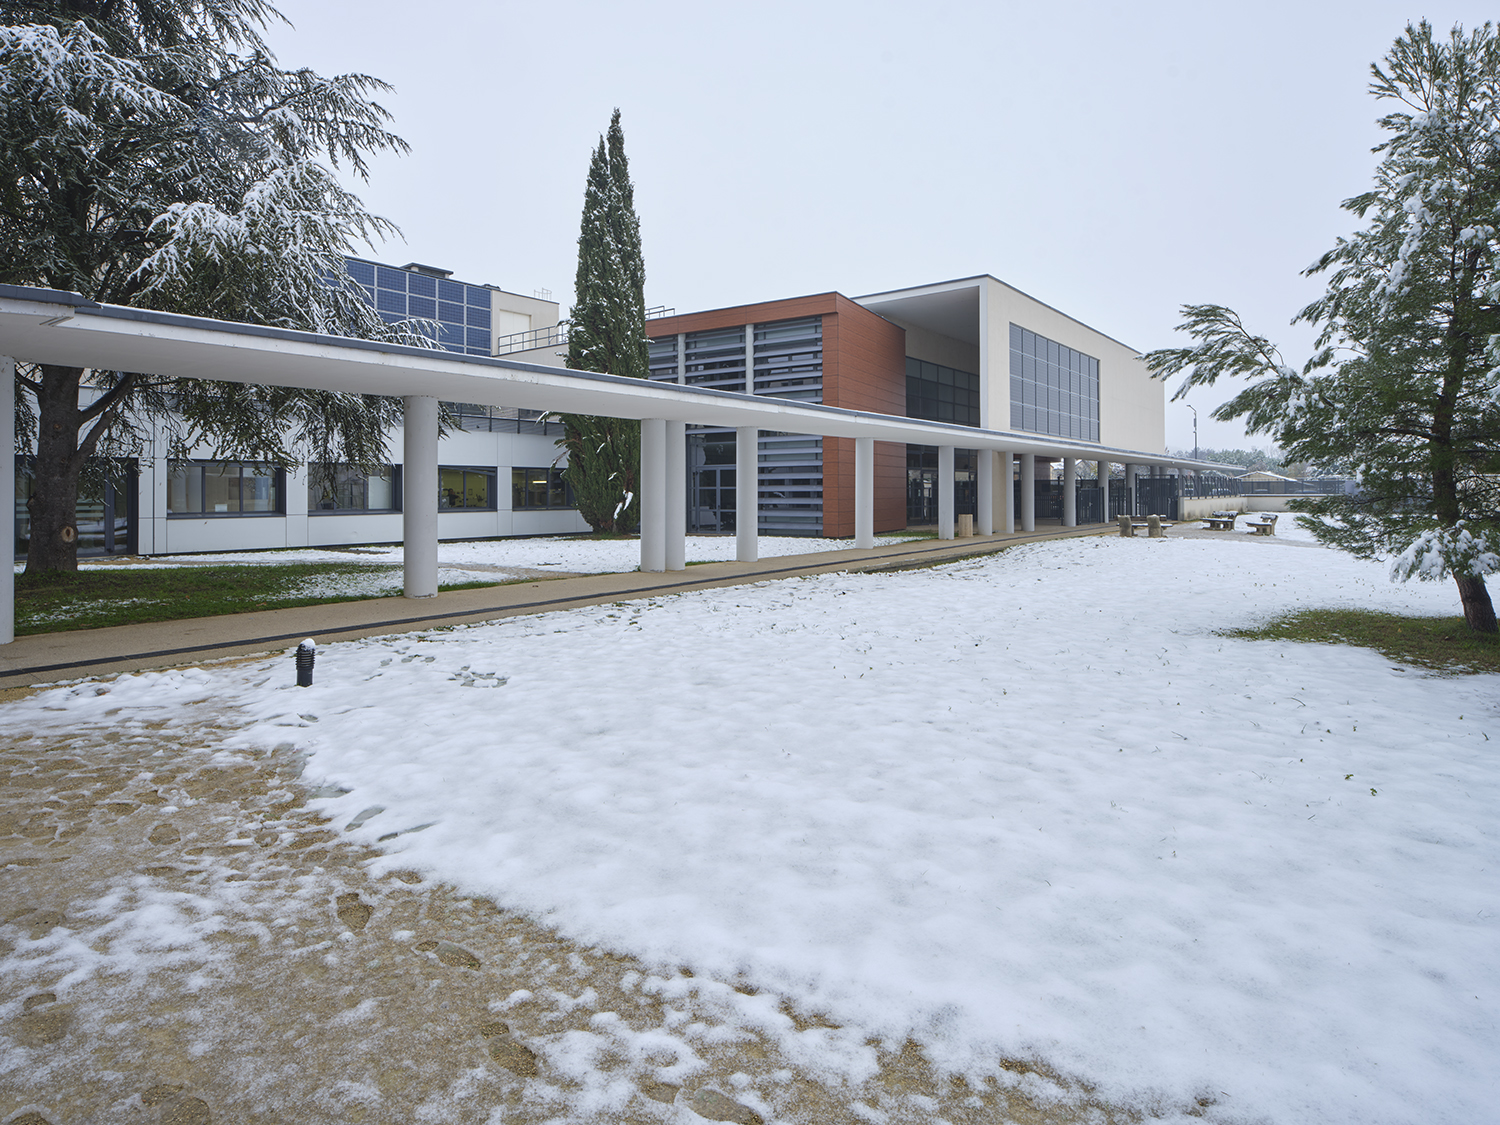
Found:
976,447 -> 994,536
0,356 -> 12,643
666,420 -> 686,571
640,418 -> 666,573
402,395 -> 438,598
1021,453 -> 1035,532
854,436 -> 874,549
1063,457 -> 1077,528
736,426 -> 757,562
938,445 -> 955,540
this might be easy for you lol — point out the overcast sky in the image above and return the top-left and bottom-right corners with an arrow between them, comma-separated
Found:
265,1 -> 1492,455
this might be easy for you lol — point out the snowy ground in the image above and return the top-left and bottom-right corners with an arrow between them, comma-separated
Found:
2,523 -> 1496,1124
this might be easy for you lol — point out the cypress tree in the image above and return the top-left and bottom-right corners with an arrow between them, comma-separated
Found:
558,109 -> 649,533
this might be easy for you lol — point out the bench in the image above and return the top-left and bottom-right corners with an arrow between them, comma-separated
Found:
1203,515 -> 1237,531
1247,514 -> 1278,536
1119,514 -> 1173,537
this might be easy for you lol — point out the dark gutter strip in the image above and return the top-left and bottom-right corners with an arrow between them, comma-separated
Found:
1,534 -> 1074,681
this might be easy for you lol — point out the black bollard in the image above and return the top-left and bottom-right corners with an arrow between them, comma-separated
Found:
295,638 -> 316,687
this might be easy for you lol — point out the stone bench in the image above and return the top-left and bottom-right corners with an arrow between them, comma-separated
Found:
1247,514 -> 1278,536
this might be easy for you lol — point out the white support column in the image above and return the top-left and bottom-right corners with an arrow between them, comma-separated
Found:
402,394 -> 439,598
1125,463 -> 1137,516
937,445 -> 955,540
854,436 -> 875,549
640,418 -> 666,573
1099,460 -> 1110,521
666,420 -> 686,571
976,448 -> 994,536
1001,451 -> 1015,533
736,426 -> 758,562
1020,452 -> 1036,532
0,357 -> 13,644
1063,457 -> 1077,527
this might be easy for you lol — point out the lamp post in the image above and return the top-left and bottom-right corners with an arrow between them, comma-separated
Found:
1188,404 -> 1199,461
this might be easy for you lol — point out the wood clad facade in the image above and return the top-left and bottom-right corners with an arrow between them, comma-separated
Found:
647,294 -> 909,537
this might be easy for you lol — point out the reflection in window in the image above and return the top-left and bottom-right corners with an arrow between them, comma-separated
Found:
439,467 -> 496,510
510,467 -> 575,509
167,461 -> 282,516
308,464 -> 399,512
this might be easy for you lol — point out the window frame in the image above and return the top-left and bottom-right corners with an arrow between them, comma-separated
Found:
510,466 -> 577,511
438,466 -> 498,511
166,460 -> 285,518
307,463 -> 402,515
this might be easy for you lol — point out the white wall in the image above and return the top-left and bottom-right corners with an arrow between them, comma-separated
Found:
981,277 -> 1164,455
127,419 -> 587,556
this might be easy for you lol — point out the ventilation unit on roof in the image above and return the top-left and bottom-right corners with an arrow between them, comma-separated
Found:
402,263 -> 453,278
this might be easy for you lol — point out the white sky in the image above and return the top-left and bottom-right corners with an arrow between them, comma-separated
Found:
264,0 -> 1493,455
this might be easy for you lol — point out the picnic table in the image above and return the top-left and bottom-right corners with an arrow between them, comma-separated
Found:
1203,513 -> 1237,531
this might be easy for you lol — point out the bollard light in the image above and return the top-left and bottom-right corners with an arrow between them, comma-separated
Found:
295,638 -> 316,687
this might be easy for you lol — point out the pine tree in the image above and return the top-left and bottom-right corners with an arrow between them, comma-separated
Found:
0,0 -> 418,572
557,109 -> 649,534
1146,21 -> 1500,634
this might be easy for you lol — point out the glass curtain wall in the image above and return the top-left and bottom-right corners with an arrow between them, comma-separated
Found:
1009,324 -> 1100,440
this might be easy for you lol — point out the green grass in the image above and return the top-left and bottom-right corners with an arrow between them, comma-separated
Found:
1224,608 -> 1500,675
15,563 -> 499,636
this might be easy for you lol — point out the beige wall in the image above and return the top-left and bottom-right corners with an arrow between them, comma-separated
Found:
886,319 -> 981,375
980,277 -> 1164,455
489,289 -> 560,353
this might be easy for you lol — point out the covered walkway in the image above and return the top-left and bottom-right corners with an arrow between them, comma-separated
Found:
0,284 -> 1229,646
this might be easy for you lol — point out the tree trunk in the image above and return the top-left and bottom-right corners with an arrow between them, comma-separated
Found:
26,364 -> 86,574
1454,573 -> 1498,634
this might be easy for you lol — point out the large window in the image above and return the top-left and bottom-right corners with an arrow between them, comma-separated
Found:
511,467 -> 575,510
168,461 -> 282,516
1009,324 -> 1100,441
439,467 -> 495,510
906,358 -> 980,426
309,464 -> 399,513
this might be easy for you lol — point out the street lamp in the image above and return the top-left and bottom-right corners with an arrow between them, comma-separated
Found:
1188,404 -> 1199,461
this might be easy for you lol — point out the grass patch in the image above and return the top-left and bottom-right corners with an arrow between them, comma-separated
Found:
16,563 -> 498,636
1225,608 -> 1500,675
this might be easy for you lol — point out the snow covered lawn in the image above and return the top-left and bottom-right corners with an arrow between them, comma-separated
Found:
67,533 -> 915,576
5,527 -> 1496,1123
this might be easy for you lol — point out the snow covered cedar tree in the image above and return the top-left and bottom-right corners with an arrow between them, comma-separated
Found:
557,109 -> 649,535
1146,21 -> 1500,634
0,0 -> 424,572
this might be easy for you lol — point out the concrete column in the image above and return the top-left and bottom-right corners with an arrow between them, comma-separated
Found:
937,445 -> 955,540
854,436 -> 875,549
666,420 -> 686,571
676,332 -> 686,384
736,426 -> 757,562
0,357 -> 12,644
1001,451 -> 1015,533
744,324 -> 755,394
1099,460 -> 1111,521
1063,457 -> 1077,527
640,418 -> 666,572
402,394 -> 439,598
1020,452 -> 1036,532
1122,463 -> 1135,516
976,448 -> 994,535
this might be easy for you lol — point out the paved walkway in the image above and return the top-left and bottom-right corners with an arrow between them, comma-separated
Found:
0,524 -> 1116,687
